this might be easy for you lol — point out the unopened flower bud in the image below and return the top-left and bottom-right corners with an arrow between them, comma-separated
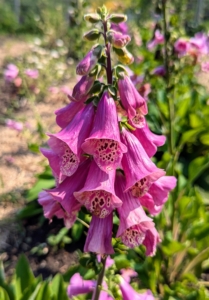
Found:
76,45 -> 103,76
84,13 -> 101,23
114,47 -> 134,65
109,13 -> 127,24
83,29 -> 101,41
107,30 -> 131,48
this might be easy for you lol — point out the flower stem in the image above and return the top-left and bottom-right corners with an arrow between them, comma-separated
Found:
92,256 -> 107,300
103,21 -> 112,85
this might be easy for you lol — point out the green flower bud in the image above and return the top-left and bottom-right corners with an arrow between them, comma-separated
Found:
109,14 -> 127,24
84,13 -> 101,23
83,29 -> 101,41
113,47 -> 134,65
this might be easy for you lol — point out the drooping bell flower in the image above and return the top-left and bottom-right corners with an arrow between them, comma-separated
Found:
174,38 -> 190,56
55,101 -> 85,128
74,160 -> 122,218
138,193 -> 163,216
46,159 -> 91,227
111,22 -> 129,35
119,276 -> 155,300
68,75 -> 95,102
147,176 -> 177,206
121,128 -> 165,197
82,91 -> 127,172
47,103 -> 94,177
151,65 -> 166,77
120,268 -> 137,283
84,213 -> 114,254
67,273 -> 95,298
115,172 -> 159,255
4,64 -> 19,82
25,69 -> 39,79
118,75 -> 148,128
147,29 -> 164,51
107,30 -> 131,48
190,32 -> 209,55
133,122 -> 166,157
5,119 -> 23,131
38,191 -> 75,228
76,45 -> 103,75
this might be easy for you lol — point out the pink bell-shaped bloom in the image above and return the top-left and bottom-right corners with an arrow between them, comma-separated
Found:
82,92 -> 127,172
68,75 -> 94,102
174,38 -> 190,56
190,32 -> 209,55
40,148 -> 63,184
121,128 -> 165,197
4,64 -> 19,82
119,277 -> 155,300
133,122 -> 166,157
115,172 -> 159,255
148,176 -> 177,206
47,103 -> 94,177
151,65 -> 166,77
107,30 -> 131,48
118,75 -> 148,128
74,160 -> 122,218
67,273 -> 95,298
120,268 -> 137,283
111,22 -> 129,34
147,29 -> 164,51
38,191 -> 74,228
76,45 -> 102,75
46,159 -> 91,227
138,193 -> 164,216
55,101 -> 85,128
84,213 -> 114,254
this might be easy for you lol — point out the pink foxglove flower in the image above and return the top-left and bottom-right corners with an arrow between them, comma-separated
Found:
46,159 -> 91,227
74,160 -> 122,218
147,176 -> 177,206
119,277 -> 155,300
4,64 -> 19,82
5,119 -> 23,131
111,22 -> 129,34
76,45 -> 102,75
201,62 -> 209,72
55,101 -> 85,128
118,75 -> 148,128
115,172 -> 160,255
133,122 -> 166,157
47,103 -> 94,177
121,128 -> 165,197
82,92 -> 127,172
84,213 -> 114,254
138,193 -> 164,216
120,268 -> 137,283
151,65 -> 166,76
67,273 -> 95,298
147,29 -> 164,51
69,75 -> 94,102
190,32 -> 209,55
25,69 -> 39,79
174,38 -> 189,56
107,30 -> 131,48
38,191 -> 74,228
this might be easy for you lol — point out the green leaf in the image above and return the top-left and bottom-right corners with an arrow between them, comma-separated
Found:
188,155 -> 209,183
180,128 -> 202,143
16,202 -> 43,220
189,113 -> 203,128
114,254 -> 131,270
0,261 -> 5,285
188,223 -> 209,240
0,286 -> 9,300
35,282 -> 51,300
71,222 -> 83,241
161,241 -> 186,256
26,178 -> 54,202
200,133 -> 209,145
51,274 -> 68,300
15,255 -> 35,294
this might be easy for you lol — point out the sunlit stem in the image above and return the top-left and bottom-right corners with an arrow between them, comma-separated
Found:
92,256 -> 107,300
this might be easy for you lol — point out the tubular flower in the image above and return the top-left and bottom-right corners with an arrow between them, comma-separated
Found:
115,172 -> 160,255
47,103 -> 94,177
38,191 -> 75,228
46,159 -> 91,228
67,273 -> 95,298
74,160 -> 122,218
55,101 -> 85,128
133,121 -> 166,157
107,30 -> 131,48
118,75 -> 148,128
119,277 -> 155,300
68,75 -> 95,102
121,128 -> 165,197
82,91 -> 127,172
84,213 -> 114,254
76,45 -> 103,75
147,29 -> 164,51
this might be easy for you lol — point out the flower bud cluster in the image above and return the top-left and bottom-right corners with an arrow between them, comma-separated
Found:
39,7 -> 176,256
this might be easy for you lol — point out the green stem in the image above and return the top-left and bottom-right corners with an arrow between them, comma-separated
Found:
92,256 -> 107,300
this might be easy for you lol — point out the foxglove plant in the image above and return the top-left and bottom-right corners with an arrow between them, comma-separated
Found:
39,5 -> 176,299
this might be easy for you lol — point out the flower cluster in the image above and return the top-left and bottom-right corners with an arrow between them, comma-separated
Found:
39,7 -> 176,257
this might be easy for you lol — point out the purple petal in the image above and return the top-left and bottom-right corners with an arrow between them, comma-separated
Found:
55,101 -> 85,128
84,213 -> 114,254
67,273 -> 95,297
